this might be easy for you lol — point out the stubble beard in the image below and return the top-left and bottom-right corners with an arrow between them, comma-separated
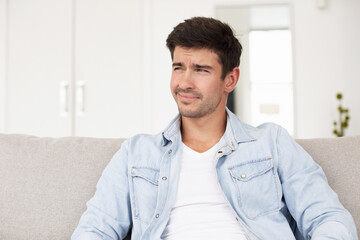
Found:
173,87 -> 223,118
176,96 -> 222,119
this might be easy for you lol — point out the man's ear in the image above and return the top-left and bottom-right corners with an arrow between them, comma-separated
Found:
224,67 -> 240,93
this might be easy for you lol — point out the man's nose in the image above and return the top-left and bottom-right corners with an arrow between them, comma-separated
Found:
179,70 -> 194,89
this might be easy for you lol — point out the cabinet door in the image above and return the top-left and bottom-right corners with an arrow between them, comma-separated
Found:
7,0 -> 72,137
74,0 -> 145,138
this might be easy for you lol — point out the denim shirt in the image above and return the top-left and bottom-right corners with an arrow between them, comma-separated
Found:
72,109 -> 358,240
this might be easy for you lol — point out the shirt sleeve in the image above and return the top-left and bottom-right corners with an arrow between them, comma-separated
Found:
311,221 -> 353,239
73,232 -> 103,240
71,140 -> 132,240
276,127 -> 358,240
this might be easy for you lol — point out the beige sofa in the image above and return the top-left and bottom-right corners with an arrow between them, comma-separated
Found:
0,133 -> 359,239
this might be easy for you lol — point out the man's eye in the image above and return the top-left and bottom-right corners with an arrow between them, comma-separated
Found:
174,67 -> 182,71
196,68 -> 208,73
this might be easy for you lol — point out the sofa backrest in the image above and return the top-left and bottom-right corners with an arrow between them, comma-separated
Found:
0,134 -> 125,240
297,135 -> 360,236
0,134 -> 359,239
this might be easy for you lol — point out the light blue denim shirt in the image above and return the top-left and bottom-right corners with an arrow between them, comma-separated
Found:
72,109 -> 358,240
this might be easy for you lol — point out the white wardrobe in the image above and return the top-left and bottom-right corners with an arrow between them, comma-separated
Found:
1,0 -> 146,138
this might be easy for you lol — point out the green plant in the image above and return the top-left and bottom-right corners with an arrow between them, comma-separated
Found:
333,93 -> 350,137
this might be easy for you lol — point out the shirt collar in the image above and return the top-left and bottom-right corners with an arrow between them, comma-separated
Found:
224,108 -> 256,150
162,114 -> 181,146
162,108 -> 256,146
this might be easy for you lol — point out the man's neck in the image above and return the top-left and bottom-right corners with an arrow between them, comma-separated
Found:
181,109 -> 227,153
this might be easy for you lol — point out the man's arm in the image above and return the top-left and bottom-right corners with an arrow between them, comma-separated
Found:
71,140 -> 132,240
276,127 -> 358,240
311,221 -> 356,239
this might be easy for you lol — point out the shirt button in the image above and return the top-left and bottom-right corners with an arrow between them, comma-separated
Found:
235,217 -> 239,221
162,176 -> 167,181
218,150 -> 223,154
241,174 -> 246,179
168,149 -> 172,154
155,213 -> 160,218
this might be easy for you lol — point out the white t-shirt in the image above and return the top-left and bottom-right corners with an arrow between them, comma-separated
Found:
161,139 -> 247,240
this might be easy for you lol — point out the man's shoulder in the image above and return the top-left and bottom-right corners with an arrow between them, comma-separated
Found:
244,122 -> 285,143
125,131 -> 167,151
226,109 -> 285,142
229,115 -> 284,142
254,122 -> 283,134
115,132 -> 171,167
241,121 -> 282,133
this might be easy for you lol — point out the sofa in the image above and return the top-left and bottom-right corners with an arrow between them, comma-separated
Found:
0,133 -> 359,239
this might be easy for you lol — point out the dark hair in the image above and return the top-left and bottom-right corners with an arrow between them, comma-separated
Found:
166,17 -> 242,79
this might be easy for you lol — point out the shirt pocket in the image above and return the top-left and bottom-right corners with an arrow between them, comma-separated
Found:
130,167 -> 159,223
229,157 -> 280,219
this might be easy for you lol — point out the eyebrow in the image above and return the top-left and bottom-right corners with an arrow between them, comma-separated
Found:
172,62 -> 213,70
172,62 -> 182,67
194,64 -> 213,70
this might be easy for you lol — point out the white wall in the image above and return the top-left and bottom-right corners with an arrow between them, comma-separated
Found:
145,0 -> 360,138
293,0 -> 360,138
1,0 -> 359,138
341,0 -> 360,138
0,0 -> 6,132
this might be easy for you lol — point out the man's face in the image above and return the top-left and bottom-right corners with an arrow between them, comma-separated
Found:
170,46 -> 228,118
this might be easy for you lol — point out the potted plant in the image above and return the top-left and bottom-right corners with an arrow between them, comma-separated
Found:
333,93 -> 350,137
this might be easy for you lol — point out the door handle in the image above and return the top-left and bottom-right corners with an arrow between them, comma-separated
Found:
76,81 -> 85,116
59,81 -> 69,116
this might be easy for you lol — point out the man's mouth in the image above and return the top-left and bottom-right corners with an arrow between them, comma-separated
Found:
175,89 -> 202,101
178,93 -> 199,100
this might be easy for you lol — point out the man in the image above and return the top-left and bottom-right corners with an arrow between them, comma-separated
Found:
72,17 -> 358,240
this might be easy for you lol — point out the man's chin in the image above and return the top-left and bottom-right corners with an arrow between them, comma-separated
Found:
178,108 -> 205,119
177,102 -> 221,119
